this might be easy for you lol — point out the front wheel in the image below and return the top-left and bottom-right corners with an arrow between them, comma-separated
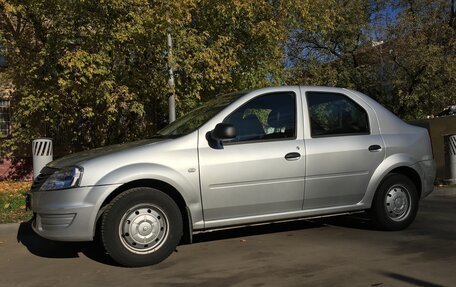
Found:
101,187 -> 183,267
370,174 -> 419,231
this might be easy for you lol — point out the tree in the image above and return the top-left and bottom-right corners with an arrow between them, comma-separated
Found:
285,0 -> 456,119
384,0 -> 456,119
0,0 -> 296,177
171,0 -> 294,113
1,0 -> 455,178
286,0 -> 381,85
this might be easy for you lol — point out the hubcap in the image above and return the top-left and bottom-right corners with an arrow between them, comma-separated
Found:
385,185 -> 411,221
119,204 -> 169,254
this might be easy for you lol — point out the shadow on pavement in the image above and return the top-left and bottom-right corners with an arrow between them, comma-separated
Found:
192,213 -> 376,243
379,271 -> 445,287
193,218 -> 325,243
17,213 -> 375,265
312,212 -> 379,231
16,221 -> 119,266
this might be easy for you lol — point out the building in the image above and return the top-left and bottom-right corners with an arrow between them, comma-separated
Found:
0,93 -> 10,138
0,47 -> 13,178
0,79 -> 13,179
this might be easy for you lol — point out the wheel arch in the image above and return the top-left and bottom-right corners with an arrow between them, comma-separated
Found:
95,179 -> 193,245
362,154 -> 425,207
388,166 -> 422,198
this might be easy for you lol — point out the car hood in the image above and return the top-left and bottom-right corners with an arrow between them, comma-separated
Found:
47,138 -> 169,169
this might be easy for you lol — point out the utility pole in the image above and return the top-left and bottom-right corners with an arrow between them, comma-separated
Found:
167,33 -> 176,123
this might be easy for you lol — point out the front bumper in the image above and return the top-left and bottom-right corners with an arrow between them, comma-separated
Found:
28,184 -> 121,241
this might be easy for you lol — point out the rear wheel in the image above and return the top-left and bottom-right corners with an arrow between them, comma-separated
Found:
101,187 -> 183,267
370,174 -> 419,231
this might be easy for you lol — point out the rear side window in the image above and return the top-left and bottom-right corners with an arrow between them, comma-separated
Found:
306,92 -> 370,137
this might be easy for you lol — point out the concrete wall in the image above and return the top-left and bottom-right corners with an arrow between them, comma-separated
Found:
423,116 -> 456,181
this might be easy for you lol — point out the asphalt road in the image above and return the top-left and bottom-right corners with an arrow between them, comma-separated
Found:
1,188 -> 455,287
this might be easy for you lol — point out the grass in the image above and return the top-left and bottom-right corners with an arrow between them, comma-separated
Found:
0,181 -> 32,223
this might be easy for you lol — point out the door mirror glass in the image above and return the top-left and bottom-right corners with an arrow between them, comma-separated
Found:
212,123 -> 236,140
206,123 -> 236,149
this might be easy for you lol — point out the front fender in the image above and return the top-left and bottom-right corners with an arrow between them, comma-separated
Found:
92,163 -> 201,209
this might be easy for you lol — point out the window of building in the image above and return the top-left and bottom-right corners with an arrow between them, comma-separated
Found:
0,45 -> 7,68
0,100 -> 10,137
223,92 -> 296,143
306,92 -> 370,137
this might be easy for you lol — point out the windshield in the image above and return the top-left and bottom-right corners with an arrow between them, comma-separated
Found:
156,92 -> 246,138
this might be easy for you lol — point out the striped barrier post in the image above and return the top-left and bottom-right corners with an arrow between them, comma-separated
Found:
32,138 -> 53,179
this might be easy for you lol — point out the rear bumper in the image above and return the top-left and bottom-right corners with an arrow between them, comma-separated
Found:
416,159 -> 436,198
28,184 -> 121,241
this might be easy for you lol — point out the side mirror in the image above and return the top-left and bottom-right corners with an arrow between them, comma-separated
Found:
211,123 -> 236,140
206,123 -> 236,149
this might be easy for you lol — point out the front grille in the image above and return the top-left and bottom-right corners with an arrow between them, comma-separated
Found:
30,166 -> 58,192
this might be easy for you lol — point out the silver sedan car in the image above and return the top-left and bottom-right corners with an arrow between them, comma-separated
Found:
27,86 -> 435,267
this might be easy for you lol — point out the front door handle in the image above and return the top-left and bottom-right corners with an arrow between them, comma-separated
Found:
285,152 -> 301,161
368,145 -> 382,152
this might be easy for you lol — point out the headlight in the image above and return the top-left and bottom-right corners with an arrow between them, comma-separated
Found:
40,167 -> 83,191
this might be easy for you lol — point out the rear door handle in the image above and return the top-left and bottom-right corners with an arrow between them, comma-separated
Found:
368,145 -> 382,152
285,152 -> 301,161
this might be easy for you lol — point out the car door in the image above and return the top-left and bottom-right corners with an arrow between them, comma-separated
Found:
301,87 -> 385,209
198,88 -> 305,222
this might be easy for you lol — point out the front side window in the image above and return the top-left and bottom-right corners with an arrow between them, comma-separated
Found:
0,100 -> 10,137
223,92 -> 296,143
306,92 -> 369,137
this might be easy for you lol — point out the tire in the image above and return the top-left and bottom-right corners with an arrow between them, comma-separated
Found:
101,187 -> 183,267
370,173 -> 419,231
